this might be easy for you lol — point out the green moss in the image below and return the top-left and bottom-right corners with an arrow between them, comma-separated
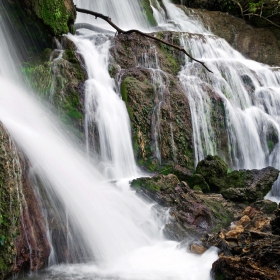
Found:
140,0 -> 157,26
0,127 -> 21,279
204,198 -> 233,232
131,177 -> 161,192
187,174 -> 210,193
193,185 -> 202,191
33,0 -> 75,36
216,273 -> 226,280
121,79 -> 129,103
22,62 -> 52,97
22,47 -> 86,136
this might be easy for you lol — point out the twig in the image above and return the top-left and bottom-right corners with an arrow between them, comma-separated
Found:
75,7 -> 213,73
244,12 -> 280,28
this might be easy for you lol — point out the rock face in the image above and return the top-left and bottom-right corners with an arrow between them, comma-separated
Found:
203,205 -> 280,280
22,37 -> 86,136
110,32 -> 194,172
0,123 -> 50,280
17,0 -> 76,36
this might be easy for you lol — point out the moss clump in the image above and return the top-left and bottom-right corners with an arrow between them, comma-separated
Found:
196,155 -> 228,192
187,174 -> 210,193
31,0 -> 76,36
22,62 -> 52,97
131,174 -> 180,193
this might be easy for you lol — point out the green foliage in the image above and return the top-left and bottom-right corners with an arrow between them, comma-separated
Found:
217,0 -> 238,12
249,0 -> 265,13
216,273 -> 226,280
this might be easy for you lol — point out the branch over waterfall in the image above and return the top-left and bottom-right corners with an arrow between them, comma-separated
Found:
75,7 -> 213,73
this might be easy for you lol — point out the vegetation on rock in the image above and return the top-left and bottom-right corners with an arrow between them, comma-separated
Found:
0,124 -> 21,280
22,38 -> 86,136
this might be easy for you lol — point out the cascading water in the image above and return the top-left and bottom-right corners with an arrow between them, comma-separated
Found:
69,33 -> 138,179
74,0 -> 150,31
2,0 -> 280,277
0,1 -> 219,279
145,0 -> 280,198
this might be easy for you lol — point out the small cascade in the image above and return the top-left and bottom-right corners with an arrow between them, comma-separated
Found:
69,33 -> 138,179
139,45 -> 174,164
74,0 -> 150,31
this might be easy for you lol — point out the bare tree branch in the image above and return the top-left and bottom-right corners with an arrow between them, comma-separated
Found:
75,7 -> 213,73
244,12 -> 280,27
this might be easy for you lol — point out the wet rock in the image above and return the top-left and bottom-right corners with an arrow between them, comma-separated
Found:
221,167 -> 279,202
110,32 -> 194,172
203,205 -> 280,279
180,7 -> 280,66
195,155 -> 228,192
131,175 -> 234,239
193,155 -> 279,202
0,123 -> 50,279
212,256 -> 279,280
189,242 -> 207,254
22,37 -> 86,137
271,204 -> 280,235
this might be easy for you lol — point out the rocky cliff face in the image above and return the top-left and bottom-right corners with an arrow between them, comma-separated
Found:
0,123 -> 50,280
110,32 -> 195,172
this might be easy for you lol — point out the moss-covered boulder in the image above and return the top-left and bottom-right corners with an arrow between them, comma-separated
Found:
17,0 -> 76,36
221,167 -> 279,203
195,155 -> 228,192
193,155 -> 279,202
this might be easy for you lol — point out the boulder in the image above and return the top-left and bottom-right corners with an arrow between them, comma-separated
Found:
221,167 -> 279,202
195,155 -> 228,192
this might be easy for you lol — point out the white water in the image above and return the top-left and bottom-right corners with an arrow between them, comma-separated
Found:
3,0 -> 279,278
144,0 -> 280,198
0,1 -> 219,279
69,32 -> 138,179
0,77 -> 218,279
74,0 -> 150,31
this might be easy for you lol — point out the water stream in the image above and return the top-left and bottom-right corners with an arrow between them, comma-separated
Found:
1,0 -> 280,278
0,0 -> 219,279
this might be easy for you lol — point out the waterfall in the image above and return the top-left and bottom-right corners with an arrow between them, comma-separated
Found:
1,0 -> 280,278
144,0 -> 280,198
69,33 -> 138,179
0,1 -> 219,279
74,0 -> 150,31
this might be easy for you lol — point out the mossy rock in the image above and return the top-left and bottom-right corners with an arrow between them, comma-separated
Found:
21,0 -> 76,36
22,43 -> 86,135
187,173 -> 210,193
0,124 -> 21,279
131,174 -> 180,193
196,155 -> 228,192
